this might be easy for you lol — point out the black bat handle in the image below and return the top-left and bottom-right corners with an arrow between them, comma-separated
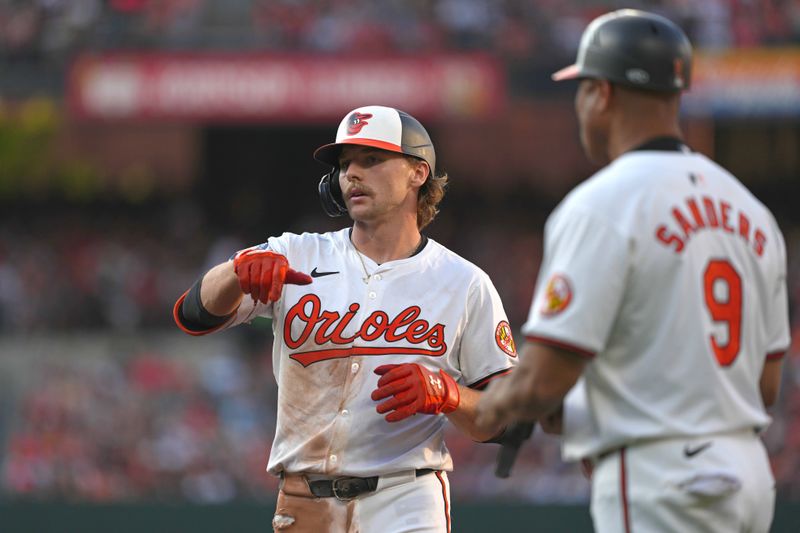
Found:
495,422 -> 536,478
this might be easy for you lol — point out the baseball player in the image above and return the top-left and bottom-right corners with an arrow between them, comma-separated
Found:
476,9 -> 789,533
173,105 -> 518,532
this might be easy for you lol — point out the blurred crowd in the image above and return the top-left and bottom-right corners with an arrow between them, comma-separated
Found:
0,204 -> 799,502
0,206 -> 205,333
1,345 -> 280,502
1,0 -> 800,64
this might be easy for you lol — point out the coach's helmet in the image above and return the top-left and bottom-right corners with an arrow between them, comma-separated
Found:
314,105 -> 436,217
552,9 -> 692,93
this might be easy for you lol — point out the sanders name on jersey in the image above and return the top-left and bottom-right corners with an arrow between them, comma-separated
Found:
656,194 -> 767,256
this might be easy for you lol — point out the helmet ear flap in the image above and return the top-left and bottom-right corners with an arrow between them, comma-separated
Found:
318,168 -> 348,217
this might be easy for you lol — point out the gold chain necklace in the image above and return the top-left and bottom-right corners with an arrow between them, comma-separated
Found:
351,240 -> 373,284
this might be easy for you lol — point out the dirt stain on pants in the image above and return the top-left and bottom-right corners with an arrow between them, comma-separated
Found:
273,487 -> 357,532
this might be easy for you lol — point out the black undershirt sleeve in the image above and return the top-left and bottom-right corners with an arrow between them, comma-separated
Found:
179,276 -> 234,331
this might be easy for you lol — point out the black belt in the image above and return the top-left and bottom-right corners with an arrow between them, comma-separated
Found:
307,468 -> 435,500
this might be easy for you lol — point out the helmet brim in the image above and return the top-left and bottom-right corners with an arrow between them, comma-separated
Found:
552,64 -> 582,81
313,138 -> 403,167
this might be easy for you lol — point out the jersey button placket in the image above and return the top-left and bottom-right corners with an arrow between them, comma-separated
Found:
355,269 -> 380,345
366,267 -> 386,300
331,356 -> 357,468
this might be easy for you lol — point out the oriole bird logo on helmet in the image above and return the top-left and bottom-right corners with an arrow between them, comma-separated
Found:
346,112 -> 373,135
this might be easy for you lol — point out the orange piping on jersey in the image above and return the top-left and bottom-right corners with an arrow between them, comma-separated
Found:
434,471 -> 451,533
620,448 -> 631,533
172,291 -> 230,337
766,350 -> 787,361
525,335 -> 595,359
290,346 -> 445,367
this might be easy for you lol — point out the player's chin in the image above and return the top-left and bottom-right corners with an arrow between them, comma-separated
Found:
346,202 -> 373,221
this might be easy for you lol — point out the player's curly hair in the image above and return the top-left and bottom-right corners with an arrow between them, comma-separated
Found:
417,169 -> 448,230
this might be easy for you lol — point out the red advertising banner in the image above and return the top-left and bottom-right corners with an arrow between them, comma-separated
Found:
67,53 -> 506,122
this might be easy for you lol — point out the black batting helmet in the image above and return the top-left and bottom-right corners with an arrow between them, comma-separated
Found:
552,9 -> 692,92
314,105 -> 436,217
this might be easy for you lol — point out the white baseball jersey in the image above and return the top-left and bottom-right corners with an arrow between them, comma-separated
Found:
216,228 -> 517,476
521,141 -> 790,461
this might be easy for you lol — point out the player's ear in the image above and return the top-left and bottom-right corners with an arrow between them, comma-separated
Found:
577,79 -> 611,116
596,80 -> 614,113
409,159 -> 430,188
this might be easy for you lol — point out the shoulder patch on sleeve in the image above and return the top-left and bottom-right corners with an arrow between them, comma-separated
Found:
495,320 -> 517,357
541,273 -> 573,316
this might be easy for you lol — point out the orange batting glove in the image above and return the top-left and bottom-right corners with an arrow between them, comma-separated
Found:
233,249 -> 312,304
371,363 -> 460,422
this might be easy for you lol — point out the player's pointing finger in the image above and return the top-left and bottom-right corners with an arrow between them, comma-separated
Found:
285,269 -> 312,285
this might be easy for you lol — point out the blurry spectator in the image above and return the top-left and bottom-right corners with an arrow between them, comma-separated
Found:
0,1 -> 42,61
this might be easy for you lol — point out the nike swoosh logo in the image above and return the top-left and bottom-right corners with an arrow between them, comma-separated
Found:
683,441 -> 713,458
310,267 -> 339,278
